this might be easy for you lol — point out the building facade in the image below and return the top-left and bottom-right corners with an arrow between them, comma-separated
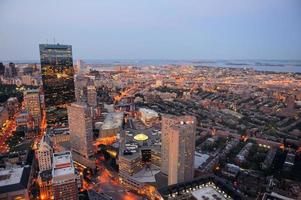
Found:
87,84 -> 97,107
39,44 -> 75,127
37,135 -> 53,172
52,151 -> 78,200
67,102 -> 94,168
24,89 -> 42,127
161,115 -> 196,185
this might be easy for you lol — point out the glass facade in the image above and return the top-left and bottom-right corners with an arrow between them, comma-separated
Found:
39,44 -> 75,127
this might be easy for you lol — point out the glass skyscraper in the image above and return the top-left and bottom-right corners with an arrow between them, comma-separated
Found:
39,44 -> 75,127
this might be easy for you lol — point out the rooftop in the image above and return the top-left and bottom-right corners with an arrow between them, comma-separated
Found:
139,108 -> 159,118
134,133 -> 149,141
0,166 -> 31,194
102,112 -> 124,130
0,167 -> 23,187
53,151 -> 75,177
192,184 -> 228,200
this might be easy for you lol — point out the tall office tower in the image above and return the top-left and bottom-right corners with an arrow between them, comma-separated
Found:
161,115 -> 196,184
37,135 -> 53,171
52,151 -> 78,200
0,62 -> 5,76
67,102 -> 95,168
87,80 -> 97,107
9,62 -> 17,77
168,119 -> 196,185
39,44 -> 75,127
24,89 -> 42,127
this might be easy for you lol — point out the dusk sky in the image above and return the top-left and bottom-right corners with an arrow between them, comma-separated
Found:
0,0 -> 300,61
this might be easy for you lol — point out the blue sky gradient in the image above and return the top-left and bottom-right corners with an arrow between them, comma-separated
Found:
0,0 -> 300,60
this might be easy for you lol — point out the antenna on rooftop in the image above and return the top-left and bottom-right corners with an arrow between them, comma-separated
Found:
53,37 -> 56,44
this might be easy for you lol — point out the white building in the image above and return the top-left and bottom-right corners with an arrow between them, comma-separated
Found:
37,135 -> 53,172
100,112 -> 124,137
52,151 -> 79,200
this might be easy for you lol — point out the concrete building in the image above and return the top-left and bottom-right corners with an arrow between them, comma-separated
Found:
68,102 -> 95,169
161,115 -> 196,179
37,135 -> 53,172
138,108 -> 159,126
118,128 -> 162,191
24,89 -> 42,127
158,175 -> 243,200
235,143 -> 253,164
87,81 -> 97,107
52,151 -> 78,200
48,128 -> 70,147
167,117 -> 196,185
0,166 -> 32,200
100,112 -> 124,137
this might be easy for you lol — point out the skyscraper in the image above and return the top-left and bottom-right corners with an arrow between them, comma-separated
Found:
87,80 -> 97,107
168,120 -> 196,185
9,62 -> 17,77
24,89 -> 42,127
39,44 -> 75,127
67,102 -> 95,168
161,115 -> 196,185
0,62 -> 5,76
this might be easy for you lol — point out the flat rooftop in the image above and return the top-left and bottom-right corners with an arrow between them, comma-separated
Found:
102,112 -> 124,130
53,151 -> 75,177
0,167 -> 23,187
0,166 -> 31,194
139,108 -> 159,118
119,127 -> 161,161
192,184 -> 228,200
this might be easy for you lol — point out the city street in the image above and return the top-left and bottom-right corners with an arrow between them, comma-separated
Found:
88,157 -> 142,200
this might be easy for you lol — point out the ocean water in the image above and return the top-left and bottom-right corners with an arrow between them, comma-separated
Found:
7,59 -> 301,73
84,59 -> 301,73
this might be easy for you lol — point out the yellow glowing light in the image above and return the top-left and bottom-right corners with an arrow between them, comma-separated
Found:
134,133 -> 148,141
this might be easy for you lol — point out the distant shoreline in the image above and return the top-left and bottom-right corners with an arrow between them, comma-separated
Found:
2,59 -> 301,73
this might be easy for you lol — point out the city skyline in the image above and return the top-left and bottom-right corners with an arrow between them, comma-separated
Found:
1,0 -> 301,61
0,1 -> 301,200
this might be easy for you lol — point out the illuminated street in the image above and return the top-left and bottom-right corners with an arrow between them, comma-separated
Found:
84,157 -> 142,200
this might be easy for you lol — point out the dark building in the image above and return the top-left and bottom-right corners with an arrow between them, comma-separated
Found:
39,44 -> 75,127
0,62 -> 5,76
9,62 -> 17,77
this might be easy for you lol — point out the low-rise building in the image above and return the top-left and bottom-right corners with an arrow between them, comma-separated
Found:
100,112 -> 124,137
138,108 -> 159,126
0,166 -> 32,200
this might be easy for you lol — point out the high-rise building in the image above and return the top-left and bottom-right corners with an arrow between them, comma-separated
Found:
168,120 -> 196,185
39,44 -> 75,127
0,62 -> 5,76
24,89 -> 42,127
9,62 -> 17,77
37,135 -> 53,172
87,80 -> 97,107
161,115 -> 196,185
67,102 -> 94,168
52,151 -> 78,200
